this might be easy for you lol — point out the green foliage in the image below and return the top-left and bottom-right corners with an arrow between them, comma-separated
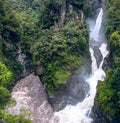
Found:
0,61 -> 28,122
0,110 -> 31,123
0,61 -> 31,122
0,62 -> 13,88
110,31 -> 120,57
38,0 -> 62,29
97,69 -> 120,116
66,0 -> 93,17
83,2 -> 93,17
105,0 -> 120,38
0,2 -> 20,42
0,0 -> 23,77
0,86 -> 11,108
32,21 -> 88,94
62,21 -> 89,55
96,0 -> 120,118
0,62 -> 15,109
66,0 -> 84,9
55,70 -> 70,84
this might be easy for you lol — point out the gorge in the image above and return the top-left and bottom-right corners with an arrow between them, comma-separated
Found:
0,0 -> 120,123
8,4 -> 109,123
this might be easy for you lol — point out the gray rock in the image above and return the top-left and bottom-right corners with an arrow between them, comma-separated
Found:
90,104 -> 120,123
8,73 -> 53,123
93,46 -> 103,68
102,54 -> 110,71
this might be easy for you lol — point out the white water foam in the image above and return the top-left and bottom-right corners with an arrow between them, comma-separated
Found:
52,8 -> 108,123
91,8 -> 103,41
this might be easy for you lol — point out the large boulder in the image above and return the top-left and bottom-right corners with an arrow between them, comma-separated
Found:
8,73 -> 53,123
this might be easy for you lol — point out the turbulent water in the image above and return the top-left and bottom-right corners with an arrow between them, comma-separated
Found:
53,8 -> 109,123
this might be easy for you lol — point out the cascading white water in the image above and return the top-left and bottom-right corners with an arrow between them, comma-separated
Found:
91,8 -> 103,41
52,8 -> 109,123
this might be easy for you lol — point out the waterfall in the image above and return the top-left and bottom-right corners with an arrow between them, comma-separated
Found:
91,8 -> 103,41
52,8 -> 109,123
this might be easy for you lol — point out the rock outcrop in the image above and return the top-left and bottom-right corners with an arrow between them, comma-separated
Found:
93,46 -> 103,68
49,58 -> 91,112
8,73 -> 53,123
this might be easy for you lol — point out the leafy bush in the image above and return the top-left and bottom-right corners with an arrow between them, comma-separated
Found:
0,110 -> 31,123
110,31 -> 120,57
0,62 -> 13,88
0,86 -> 11,108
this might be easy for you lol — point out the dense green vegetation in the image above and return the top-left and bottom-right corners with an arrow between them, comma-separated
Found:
96,0 -> 120,118
32,21 -> 89,94
27,0 -> 90,94
1,0 -> 90,95
0,0 -> 91,122
1,0 -> 120,122
0,0 -> 31,122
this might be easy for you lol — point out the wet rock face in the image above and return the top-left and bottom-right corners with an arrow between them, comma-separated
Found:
90,105 -> 111,123
93,46 -> 103,68
49,60 -> 91,112
8,73 -> 53,123
90,105 -> 120,123
102,54 -> 110,71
